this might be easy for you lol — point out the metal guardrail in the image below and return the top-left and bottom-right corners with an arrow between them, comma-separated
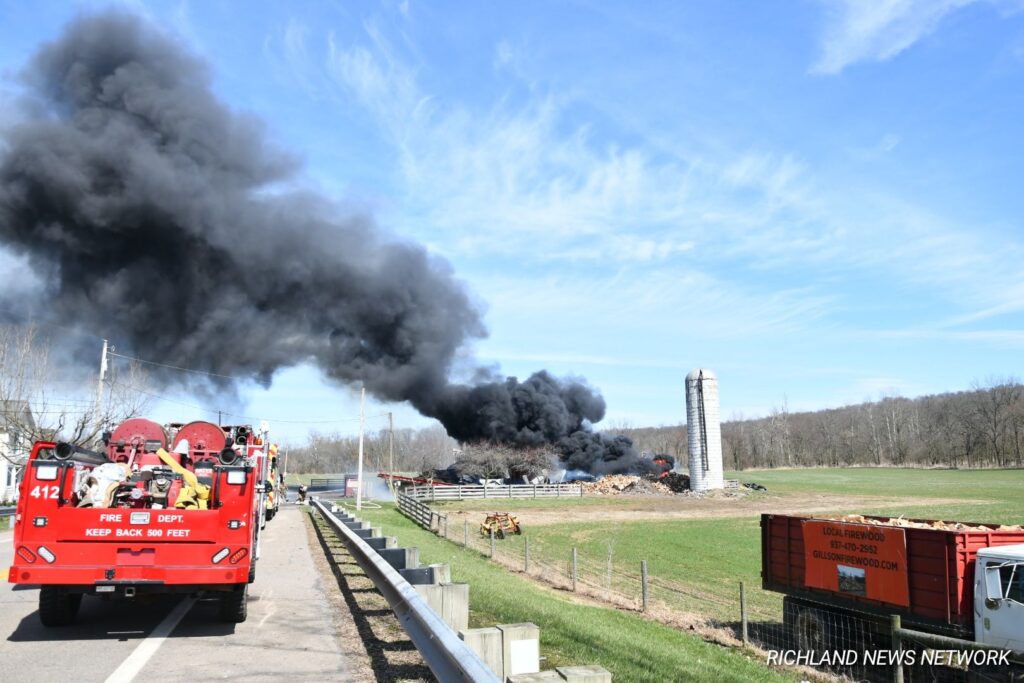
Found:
0,506 -> 14,517
311,498 -> 499,683
405,483 -> 583,501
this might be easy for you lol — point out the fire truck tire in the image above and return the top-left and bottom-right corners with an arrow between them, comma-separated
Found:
218,585 -> 248,623
248,563 -> 256,584
39,586 -> 81,627
265,508 -> 276,521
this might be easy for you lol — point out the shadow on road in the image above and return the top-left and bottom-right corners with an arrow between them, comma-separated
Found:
6,594 -> 236,643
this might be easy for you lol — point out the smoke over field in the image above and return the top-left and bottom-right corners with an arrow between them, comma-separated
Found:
0,12 -> 637,473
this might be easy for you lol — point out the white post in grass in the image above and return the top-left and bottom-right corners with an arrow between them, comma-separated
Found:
356,385 -> 366,511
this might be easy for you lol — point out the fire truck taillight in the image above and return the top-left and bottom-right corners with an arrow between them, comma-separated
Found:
37,546 -> 56,563
16,546 -> 36,563
226,470 -> 247,485
33,517 -> 47,527
229,548 -> 248,564
36,465 -> 58,480
212,548 -> 230,564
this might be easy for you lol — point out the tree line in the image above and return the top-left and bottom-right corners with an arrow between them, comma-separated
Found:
618,378 -> 1024,470
282,425 -> 458,475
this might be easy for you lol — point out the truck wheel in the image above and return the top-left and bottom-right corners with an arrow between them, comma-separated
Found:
218,585 -> 248,623
794,605 -> 827,652
39,586 -> 81,627
248,562 -> 256,584
265,508 -> 276,521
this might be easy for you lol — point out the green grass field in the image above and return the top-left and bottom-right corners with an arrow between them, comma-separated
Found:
728,467 -> 1024,522
339,467 -> 1024,680
350,502 -> 792,682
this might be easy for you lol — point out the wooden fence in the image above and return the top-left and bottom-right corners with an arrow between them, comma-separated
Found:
396,490 -> 446,532
403,483 -> 583,501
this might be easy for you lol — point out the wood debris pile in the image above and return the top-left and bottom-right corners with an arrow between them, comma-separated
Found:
827,514 -> 1024,532
582,475 -> 672,496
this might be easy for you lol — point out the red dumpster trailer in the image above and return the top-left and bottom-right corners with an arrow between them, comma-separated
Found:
7,418 -> 266,626
762,513 -> 1024,653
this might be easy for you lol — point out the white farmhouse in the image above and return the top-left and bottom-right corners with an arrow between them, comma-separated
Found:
0,400 -> 35,502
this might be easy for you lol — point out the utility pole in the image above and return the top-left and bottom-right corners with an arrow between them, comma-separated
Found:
356,385 -> 366,511
94,339 -> 108,428
387,411 -> 395,497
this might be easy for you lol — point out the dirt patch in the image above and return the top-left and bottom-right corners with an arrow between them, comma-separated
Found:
439,492 -> 973,528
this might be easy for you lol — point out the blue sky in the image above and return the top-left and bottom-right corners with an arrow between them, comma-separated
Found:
2,0 -> 1023,442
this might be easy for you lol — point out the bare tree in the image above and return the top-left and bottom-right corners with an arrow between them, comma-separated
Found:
0,324 -> 153,449
971,378 -> 1021,467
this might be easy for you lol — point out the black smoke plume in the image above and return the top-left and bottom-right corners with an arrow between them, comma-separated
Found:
0,12 -> 632,474
557,432 -> 651,476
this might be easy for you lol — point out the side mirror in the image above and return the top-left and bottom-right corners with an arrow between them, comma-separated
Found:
985,598 -> 1002,610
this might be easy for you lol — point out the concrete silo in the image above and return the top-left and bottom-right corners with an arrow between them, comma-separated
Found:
685,368 -> 724,491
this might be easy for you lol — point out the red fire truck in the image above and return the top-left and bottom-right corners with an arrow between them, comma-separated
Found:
7,418 -> 267,626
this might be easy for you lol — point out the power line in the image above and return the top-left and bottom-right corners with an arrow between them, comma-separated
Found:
107,351 -> 244,381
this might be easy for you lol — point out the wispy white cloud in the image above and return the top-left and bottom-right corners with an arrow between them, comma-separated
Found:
319,37 -> 847,270
474,269 -> 835,341
871,328 -> 1024,347
262,20 -> 1024,347
812,0 -> 981,75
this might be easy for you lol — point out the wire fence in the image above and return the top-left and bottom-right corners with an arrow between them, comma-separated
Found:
396,493 -> 1021,682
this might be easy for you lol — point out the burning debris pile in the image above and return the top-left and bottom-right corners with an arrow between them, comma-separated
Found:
661,472 -> 690,493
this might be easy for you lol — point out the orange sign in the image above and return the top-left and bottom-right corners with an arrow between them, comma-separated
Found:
803,520 -> 910,607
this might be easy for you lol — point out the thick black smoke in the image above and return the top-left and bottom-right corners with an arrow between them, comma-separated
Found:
557,432 -> 651,476
0,12 -> 631,473
429,371 -> 605,445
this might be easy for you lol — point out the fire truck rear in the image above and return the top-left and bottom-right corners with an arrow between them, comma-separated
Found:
6,418 -> 266,626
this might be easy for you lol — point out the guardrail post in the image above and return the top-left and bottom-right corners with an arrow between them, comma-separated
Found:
572,547 -> 578,591
740,581 -> 748,644
641,560 -> 648,612
524,536 -> 530,573
891,615 -> 903,683
557,485 -> 561,498
484,485 -> 488,499
533,484 -> 537,499
311,500 -> 500,682
490,528 -> 496,559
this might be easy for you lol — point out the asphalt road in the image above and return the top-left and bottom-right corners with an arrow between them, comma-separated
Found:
0,505 -> 350,682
